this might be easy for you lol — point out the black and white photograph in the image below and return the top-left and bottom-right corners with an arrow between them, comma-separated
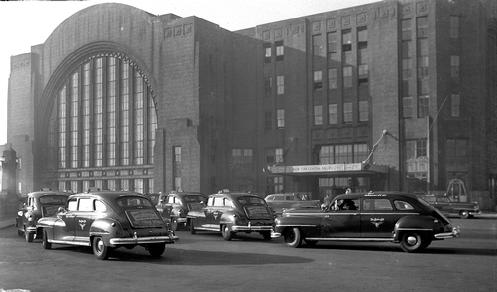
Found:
0,0 -> 496,291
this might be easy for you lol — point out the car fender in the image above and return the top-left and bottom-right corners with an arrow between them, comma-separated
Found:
274,215 -> 321,236
394,215 -> 435,241
90,218 -> 122,246
219,213 -> 236,226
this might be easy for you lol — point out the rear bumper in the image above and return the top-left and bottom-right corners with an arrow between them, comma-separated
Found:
434,226 -> 460,239
231,225 -> 273,232
25,226 -> 38,233
109,235 -> 178,245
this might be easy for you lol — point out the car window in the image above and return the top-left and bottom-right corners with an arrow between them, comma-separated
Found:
39,195 -> 66,204
333,199 -> 359,211
285,195 -> 294,200
236,196 -> 266,206
224,198 -> 234,207
167,196 -> 175,204
363,199 -> 393,211
207,197 -> 214,206
67,199 -> 78,211
394,200 -> 414,210
94,200 -> 107,212
184,195 -> 205,203
116,197 -> 153,207
78,198 -> 94,211
213,197 -> 225,207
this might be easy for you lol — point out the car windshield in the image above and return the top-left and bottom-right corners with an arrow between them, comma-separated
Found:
236,196 -> 266,206
116,196 -> 153,208
39,195 -> 67,204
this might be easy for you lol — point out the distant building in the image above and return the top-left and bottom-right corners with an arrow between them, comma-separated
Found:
7,0 -> 497,209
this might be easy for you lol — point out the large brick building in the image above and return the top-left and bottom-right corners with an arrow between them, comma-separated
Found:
6,0 -> 497,209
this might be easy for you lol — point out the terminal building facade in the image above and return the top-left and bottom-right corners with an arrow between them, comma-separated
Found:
7,0 -> 497,209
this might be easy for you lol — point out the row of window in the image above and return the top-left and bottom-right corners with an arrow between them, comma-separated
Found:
314,101 -> 369,125
58,178 -> 154,194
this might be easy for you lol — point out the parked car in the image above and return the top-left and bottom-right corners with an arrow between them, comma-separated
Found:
144,193 -> 161,206
155,191 -> 207,230
264,193 -> 321,215
272,191 -> 460,252
418,194 -> 480,219
187,190 -> 274,241
36,191 -> 178,260
16,191 -> 70,242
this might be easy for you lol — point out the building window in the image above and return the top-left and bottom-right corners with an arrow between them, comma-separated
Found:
328,104 -> 338,125
82,62 -> 90,168
417,16 -> 428,38
94,57 -> 103,167
342,29 -> 352,50
264,111 -> 272,131
402,58 -> 412,80
312,34 -> 323,56
450,94 -> 460,117
328,68 -> 338,89
58,86 -> 67,169
401,19 -> 412,40
121,61 -> 130,166
264,43 -> 271,63
450,16 -> 459,39
450,55 -> 460,79
354,144 -> 368,163
232,148 -> 253,165
275,41 -> 284,61
357,27 -> 367,44
277,109 -> 285,128
173,146 -> 181,191
276,75 -> 285,95
358,100 -> 369,122
319,145 -> 334,164
264,75 -> 272,97
343,102 -> 353,123
70,72 -> 79,168
403,96 -> 414,118
273,176 -> 284,193
314,105 -> 323,125
174,146 -> 182,163
134,72 -> 145,165
327,32 -> 338,61
343,66 -> 352,88
107,57 -> 117,167
275,148 -> 284,163
335,144 -> 353,164
313,70 -> 323,89
418,95 -> 429,118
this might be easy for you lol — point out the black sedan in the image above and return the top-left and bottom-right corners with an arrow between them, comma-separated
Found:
272,191 -> 460,252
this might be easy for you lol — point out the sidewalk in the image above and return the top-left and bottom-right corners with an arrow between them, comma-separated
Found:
0,217 -> 15,230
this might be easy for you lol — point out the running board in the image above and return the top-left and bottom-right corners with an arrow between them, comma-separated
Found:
305,237 -> 393,242
194,227 -> 220,232
48,239 -> 91,246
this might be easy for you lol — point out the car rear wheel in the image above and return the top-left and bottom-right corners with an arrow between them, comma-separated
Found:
221,225 -> 233,241
284,227 -> 302,248
188,219 -> 196,234
42,229 -> 51,250
147,243 -> 166,258
25,229 -> 34,243
400,232 -> 424,253
92,236 -> 111,260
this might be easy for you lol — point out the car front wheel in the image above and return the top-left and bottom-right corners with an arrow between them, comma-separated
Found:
147,243 -> 166,258
221,225 -> 233,241
284,227 -> 302,248
25,229 -> 34,243
92,236 -> 111,260
400,232 -> 425,253
42,229 -> 51,250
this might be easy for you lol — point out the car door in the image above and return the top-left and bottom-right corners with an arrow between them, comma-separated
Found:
321,198 -> 361,238
74,197 -> 96,244
53,197 -> 78,241
203,196 -> 224,229
360,198 -> 401,238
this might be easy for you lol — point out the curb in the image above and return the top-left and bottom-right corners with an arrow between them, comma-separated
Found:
0,220 -> 15,230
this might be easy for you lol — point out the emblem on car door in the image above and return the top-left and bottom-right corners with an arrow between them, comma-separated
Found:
370,217 -> 384,228
78,219 -> 87,230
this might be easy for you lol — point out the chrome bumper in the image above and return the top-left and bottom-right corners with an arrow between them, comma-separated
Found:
176,217 -> 187,223
110,235 -> 179,245
434,226 -> 460,239
25,226 -> 37,233
231,225 -> 273,232
271,232 -> 282,238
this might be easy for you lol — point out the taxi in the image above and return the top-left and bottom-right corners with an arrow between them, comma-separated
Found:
186,190 -> 274,241
272,191 -> 460,252
16,191 -> 71,242
36,191 -> 178,260
155,191 -> 207,230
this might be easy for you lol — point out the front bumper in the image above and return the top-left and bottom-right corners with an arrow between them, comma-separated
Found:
25,226 -> 37,233
434,226 -> 460,239
109,234 -> 179,245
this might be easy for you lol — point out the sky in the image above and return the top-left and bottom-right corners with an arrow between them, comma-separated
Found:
0,0 -> 378,145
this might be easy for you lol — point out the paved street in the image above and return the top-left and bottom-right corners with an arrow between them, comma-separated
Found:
0,218 -> 495,292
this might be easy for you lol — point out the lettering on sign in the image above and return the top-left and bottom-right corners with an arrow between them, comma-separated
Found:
270,163 -> 363,174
